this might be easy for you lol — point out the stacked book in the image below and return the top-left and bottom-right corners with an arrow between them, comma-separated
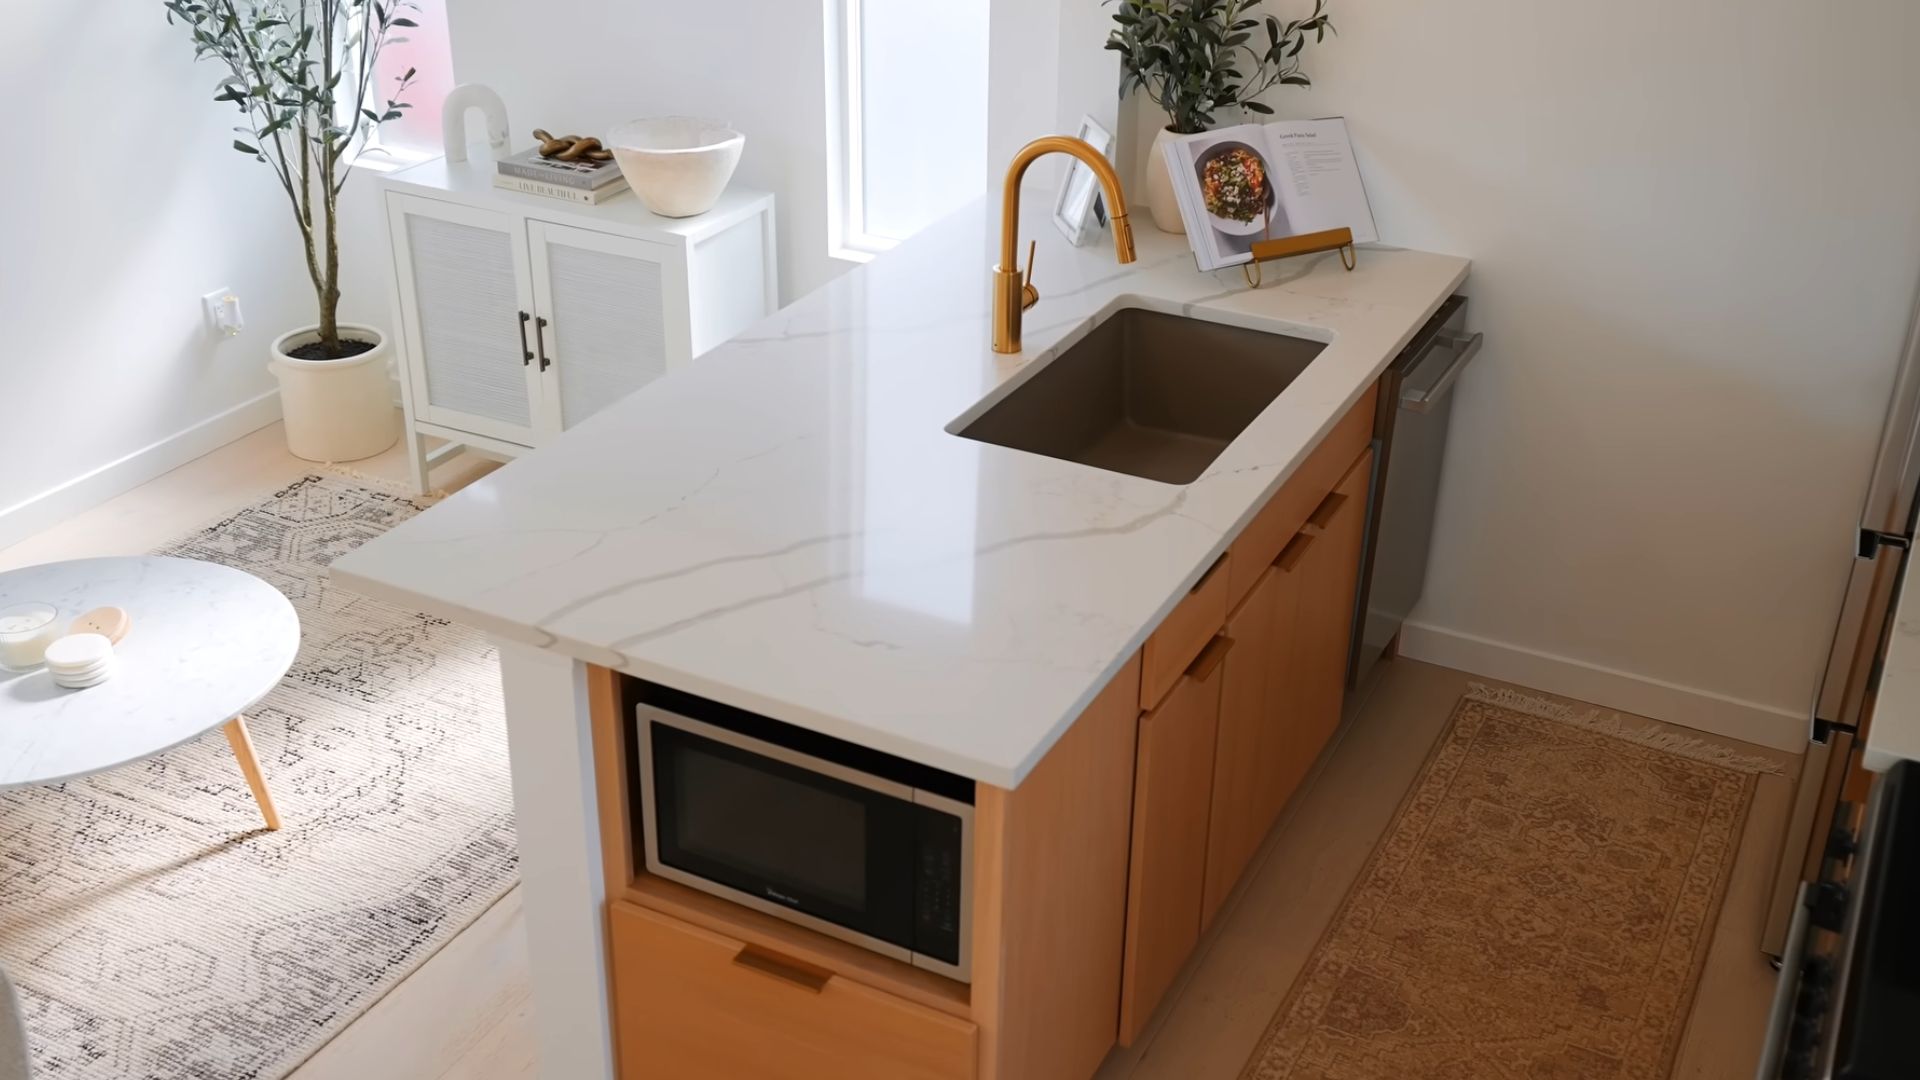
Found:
493,147 -> 629,205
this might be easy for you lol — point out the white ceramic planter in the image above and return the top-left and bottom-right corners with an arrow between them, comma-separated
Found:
1146,127 -> 1187,234
269,324 -> 399,463
607,117 -> 745,218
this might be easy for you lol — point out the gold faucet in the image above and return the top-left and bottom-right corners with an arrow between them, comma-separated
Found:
993,136 -> 1136,354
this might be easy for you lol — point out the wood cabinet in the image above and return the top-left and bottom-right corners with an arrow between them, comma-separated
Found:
380,158 -> 776,491
1203,448 -> 1375,927
1279,447 -> 1373,789
1119,635 -> 1230,1046
590,391 -> 1383,1080
1140,554 -> 1230,710
608,901 -> 976,1080
1204,563 -> 1293,928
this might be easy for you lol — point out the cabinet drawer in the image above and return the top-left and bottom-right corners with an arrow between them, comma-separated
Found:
1226,387 -> 1377,611
609,901 -> 977,1080
1141,553 -> 1230,710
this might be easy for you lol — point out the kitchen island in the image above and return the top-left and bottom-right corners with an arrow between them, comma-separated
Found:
331,190 -> 1469,1079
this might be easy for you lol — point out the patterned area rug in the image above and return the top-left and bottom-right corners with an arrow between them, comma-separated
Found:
1240,686 -> 1779,1080
0,475 -> 517,1079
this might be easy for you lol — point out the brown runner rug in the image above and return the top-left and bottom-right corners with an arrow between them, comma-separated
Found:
1240,685 -> 1781,1080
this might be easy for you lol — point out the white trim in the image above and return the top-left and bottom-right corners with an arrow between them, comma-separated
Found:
1397,620 -> 1807,752
823,0 -> 897,261
0,389 -> 282,552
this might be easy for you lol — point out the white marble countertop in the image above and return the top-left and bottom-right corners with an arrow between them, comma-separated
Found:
1865,551 -> 1920,771
330,193 -> 1469,787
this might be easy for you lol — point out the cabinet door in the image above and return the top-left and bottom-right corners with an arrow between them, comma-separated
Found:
1203,564 -> 1297,929
528,220 -> 691,434
1119,636 -> 1228,1047
1275,447 -> 1374,783
387,194 -> 540,445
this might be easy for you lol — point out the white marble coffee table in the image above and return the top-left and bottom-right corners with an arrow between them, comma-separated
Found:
0,556 -> 300,829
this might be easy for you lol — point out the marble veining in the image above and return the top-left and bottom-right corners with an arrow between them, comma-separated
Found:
331,194 -> 1470,787
0,557 -> 300,787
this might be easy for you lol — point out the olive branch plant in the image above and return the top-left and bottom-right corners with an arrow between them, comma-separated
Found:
164,0 -> 420,357
1106,0 -> 1335,135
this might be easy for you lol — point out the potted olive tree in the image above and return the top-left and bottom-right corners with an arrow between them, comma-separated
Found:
1107,0 -> 1335,233
165,0 -> 420,461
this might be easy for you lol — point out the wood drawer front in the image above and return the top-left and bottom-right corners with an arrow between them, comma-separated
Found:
1226,387 -> 1377,611
1141,553 -> 1231,710
609,901 -> 977,1080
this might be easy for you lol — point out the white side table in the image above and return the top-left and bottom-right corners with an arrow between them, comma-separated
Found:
0,556 -> 300,830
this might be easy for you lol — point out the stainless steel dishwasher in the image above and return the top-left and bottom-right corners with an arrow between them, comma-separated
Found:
1346,294 -> 1482,690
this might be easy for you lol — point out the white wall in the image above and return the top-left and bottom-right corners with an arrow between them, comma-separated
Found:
443,0 -> 848,304
0,9 -> 389,547
1093,0 -> 1920,744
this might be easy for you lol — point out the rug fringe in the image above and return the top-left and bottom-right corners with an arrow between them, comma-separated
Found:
1463,683 -> 1786,775
316,463 -> 448,505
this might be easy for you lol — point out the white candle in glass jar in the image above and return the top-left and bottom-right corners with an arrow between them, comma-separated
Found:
0,602 -> 60,671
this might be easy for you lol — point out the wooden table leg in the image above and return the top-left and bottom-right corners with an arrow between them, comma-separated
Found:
223,716 -> 282,831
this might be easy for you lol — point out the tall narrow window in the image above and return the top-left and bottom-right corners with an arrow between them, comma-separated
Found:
827,0 -> 990,260
352,0 -> 456,164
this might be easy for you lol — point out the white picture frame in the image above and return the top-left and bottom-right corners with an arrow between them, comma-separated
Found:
1053,116 -> 1115,247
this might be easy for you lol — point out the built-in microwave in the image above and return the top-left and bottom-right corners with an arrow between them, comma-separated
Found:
635,683 -> 974,982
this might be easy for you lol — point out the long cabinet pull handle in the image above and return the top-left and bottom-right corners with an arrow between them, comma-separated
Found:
516,311 -> 533,366
1187,634 -> 1234,682
1302,491 -> 1348,536
731,944 -> 832,993
535,316 -> 551,372
1276,531 -> 1315,574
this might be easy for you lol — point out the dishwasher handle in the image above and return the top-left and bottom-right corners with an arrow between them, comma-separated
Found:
1400,330 -> 1483,414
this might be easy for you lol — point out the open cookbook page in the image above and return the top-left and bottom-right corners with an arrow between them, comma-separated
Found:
1162,117 -> 1378,272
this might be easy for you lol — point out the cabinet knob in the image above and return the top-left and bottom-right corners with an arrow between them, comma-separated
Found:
517,311 -> 534,366
535,316 -> 551,372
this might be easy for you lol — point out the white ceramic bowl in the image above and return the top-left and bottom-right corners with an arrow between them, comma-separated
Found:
606,117 -> 745,218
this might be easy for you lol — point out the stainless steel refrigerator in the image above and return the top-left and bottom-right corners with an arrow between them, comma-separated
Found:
1762,291 -> 1920,957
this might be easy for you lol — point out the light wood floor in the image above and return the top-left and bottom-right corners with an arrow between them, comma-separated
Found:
0,418 -> 1795,1080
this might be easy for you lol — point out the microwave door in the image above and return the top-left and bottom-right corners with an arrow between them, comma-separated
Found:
640,711 -> 920,958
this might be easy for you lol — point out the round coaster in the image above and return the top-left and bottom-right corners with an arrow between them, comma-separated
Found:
43,633 -> 112,672
54,657 -> 115,688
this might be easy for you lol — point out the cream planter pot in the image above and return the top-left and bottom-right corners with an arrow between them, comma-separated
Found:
607,117 -> 745,218
269,324 -> 399,463
1146,127 -> 1186,235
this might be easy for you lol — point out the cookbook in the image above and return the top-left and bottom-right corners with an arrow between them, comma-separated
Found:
1161,117 -> 1378,272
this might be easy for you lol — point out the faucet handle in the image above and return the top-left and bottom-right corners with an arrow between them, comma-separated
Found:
1020,240 -> 1040,311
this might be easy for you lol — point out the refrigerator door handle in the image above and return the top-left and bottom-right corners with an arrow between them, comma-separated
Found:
1814,543 -> 1908,734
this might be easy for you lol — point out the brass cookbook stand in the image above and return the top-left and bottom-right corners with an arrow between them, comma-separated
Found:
1241,210 -> 1356,287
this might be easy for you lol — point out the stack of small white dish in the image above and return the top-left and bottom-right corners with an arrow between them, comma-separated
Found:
43,632 -> 115,689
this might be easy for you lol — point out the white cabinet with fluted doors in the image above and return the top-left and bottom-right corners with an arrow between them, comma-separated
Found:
381,155 -> 776,491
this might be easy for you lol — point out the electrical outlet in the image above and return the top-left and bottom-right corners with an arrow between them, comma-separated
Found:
202,288 -> 244,337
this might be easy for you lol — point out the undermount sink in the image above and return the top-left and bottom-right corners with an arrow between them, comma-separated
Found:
953,308 -> 1328,484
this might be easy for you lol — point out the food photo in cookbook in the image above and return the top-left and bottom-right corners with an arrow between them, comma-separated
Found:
1189,138 -> 1287,256
1159,118 -> 1378,272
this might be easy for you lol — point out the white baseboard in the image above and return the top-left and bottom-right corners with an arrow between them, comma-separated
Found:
0,389 -> 282,551
1397,620 -> 1809,753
